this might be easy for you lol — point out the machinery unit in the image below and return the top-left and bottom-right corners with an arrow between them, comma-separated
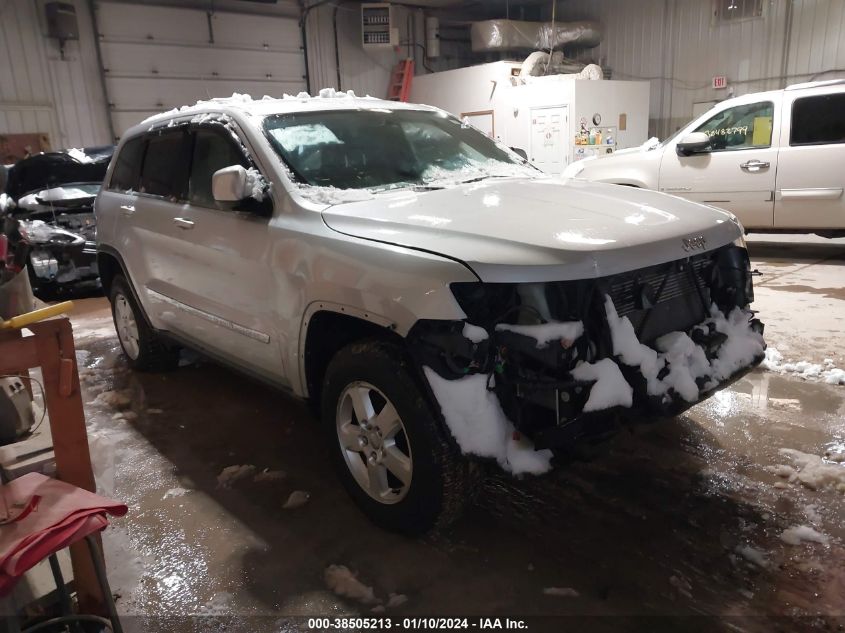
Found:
409,61 -> 651,175
361,3 -> 399,49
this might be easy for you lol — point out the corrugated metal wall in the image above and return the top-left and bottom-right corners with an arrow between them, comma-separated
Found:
555,0 -> 845,137
0,0 -> 111,150
305,3 -> 417,99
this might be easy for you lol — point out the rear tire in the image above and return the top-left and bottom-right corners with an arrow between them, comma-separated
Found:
321,339 -> 473,534
109,275 -> 179,371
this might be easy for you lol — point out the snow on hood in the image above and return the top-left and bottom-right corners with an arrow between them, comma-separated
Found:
322,177 -> 743,282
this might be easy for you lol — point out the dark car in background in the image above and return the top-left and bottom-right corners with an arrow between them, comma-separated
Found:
1,146 -> 113,298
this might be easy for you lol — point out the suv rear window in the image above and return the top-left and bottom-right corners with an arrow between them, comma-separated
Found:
791,93 -> 845,146
109,136 -> 145,191
139,129 -> 189,198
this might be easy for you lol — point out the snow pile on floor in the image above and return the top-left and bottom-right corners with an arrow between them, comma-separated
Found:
423,368 -> 552,475
253,468 -> 286,482
282,490 -> 310,509
163,487 -> 190,500
216,464 -> 256,488
462,323 -> 489,343
324,565 -> 378,605
735,544 -> 769,568
570,358 -> 632,412
543,587 -> 580,597
296,185 -> 374,205
604,297 -> 764,404
91,389 -> 132,410
495,321 -> 583,349
775,448 -> 845,492
0,193 -> 14,213
780,525 -> 829,546
761,348 -> 845,385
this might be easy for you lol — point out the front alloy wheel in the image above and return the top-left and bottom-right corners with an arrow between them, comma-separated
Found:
322,339 -> 475,534
336,382 -> 413,504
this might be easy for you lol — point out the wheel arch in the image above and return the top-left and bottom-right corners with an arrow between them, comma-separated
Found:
96,246 -> 154,328
300,304 -> 405,403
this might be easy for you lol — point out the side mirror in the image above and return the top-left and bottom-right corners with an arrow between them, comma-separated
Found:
510,147 -> 528,160
212,165 -> 250,202
676,132 -> 711,156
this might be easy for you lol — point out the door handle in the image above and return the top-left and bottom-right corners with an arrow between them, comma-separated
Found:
120,205 -> 135,216
740,160 -> 770,172
173,217 -> 194,230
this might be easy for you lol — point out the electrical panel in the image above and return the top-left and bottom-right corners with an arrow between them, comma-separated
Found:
362,3 -> 399,49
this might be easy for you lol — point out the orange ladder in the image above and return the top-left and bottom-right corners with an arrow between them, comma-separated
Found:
387,59 -> 414,101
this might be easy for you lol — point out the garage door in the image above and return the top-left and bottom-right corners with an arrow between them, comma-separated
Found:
95,2 -> 305,137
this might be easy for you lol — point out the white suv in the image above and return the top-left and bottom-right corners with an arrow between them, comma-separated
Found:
566,80 -> 845,237
96,91 -> 765,533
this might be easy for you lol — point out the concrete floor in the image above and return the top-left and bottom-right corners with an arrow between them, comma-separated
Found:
67,235 -> 845,632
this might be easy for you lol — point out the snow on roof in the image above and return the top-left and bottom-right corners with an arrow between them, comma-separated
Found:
140,88 -> 437,128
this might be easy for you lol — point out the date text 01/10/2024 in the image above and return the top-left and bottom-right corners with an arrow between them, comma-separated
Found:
306,617 -> 529,630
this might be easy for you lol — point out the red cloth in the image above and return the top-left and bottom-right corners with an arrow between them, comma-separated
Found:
0,473 -> 127,595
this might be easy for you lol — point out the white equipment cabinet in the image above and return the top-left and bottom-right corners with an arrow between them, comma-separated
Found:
410,61 -> 650,175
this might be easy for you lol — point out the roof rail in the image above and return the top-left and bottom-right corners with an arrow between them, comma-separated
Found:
785,78 -> 845,91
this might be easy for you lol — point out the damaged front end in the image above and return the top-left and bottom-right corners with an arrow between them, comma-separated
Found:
409,243 -> 765,471
4,147 -> 112,296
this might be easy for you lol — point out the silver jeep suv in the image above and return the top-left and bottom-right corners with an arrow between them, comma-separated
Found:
95,91 -> 765,533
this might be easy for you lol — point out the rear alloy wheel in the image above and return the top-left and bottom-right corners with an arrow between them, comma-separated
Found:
113,292 -> 141,361
322,339 -> 474,534
109,275 -> 179,371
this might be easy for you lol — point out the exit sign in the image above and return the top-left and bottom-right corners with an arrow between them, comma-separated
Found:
713,75 -> 728,89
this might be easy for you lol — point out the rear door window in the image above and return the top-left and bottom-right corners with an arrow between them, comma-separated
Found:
138,129 -> 190,199
189,127 -> 249,208
790,93 -> 845,146
109,136 -> 145,192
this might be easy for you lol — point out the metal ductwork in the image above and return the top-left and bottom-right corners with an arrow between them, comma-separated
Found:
470,19 -> 602,53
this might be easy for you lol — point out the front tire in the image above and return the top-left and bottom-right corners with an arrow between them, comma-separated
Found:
321,339 -> 472,534
109,275 -> 179,371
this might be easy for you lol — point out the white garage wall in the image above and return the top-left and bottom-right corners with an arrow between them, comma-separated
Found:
0,0 -> 111,149
96,2 -> 306,136
555,0 -> 845,138
305,3 -> 416,100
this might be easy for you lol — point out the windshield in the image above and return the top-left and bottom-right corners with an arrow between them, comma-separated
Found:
263,109 -> 533,191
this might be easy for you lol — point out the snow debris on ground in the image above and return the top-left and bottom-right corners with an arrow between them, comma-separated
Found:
296,185 -> 374,205
162,487 -> 190,500
570,358 -> 632,412
776,448 -> 845,492
199,592 -> 233,616
780,525 -> 830,546
91,390 -> 132,410
735,544 -> 769,568
495,321 -> 584,349
324,565 -> 378,605
216,464 -> 257,488
0,193 -> 14,213
543,587 -> 580,597
253,469 -> 286,483
669,575 -> 693,599
386,593 -> 408,608
762,347 -> 845,385
462,322 -> 489,343
804,504 -> 822,525
282,490 -> 310,509
423,368 -> 552,475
